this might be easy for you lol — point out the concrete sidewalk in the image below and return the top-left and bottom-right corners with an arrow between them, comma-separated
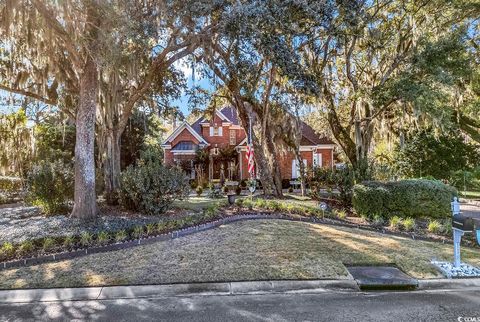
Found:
1,278 -> 480,304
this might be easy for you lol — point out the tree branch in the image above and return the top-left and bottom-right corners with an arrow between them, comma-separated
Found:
0,84 -> 57,106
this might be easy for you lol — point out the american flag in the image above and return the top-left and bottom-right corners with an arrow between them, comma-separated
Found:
246,144 -> 255,175
246,116 -> 255,177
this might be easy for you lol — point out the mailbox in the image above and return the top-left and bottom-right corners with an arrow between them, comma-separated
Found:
452,213 -> 476,232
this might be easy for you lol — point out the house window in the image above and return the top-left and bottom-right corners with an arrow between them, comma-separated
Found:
292,159 -> 307,179
313,153 -> 322,168
229,129 -> 236,145
210,123 -> 223,136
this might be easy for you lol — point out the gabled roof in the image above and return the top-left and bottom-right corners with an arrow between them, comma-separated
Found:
190,106 -> 240,137
161,122 -> 208,147
301,122 -> 335,145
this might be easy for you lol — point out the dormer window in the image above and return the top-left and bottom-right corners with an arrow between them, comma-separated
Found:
209,123 -> 223,136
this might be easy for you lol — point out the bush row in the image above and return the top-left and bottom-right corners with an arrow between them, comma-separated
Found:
0,176 -> 23,192
352,179 -> 457,220
235,198 -> 348,220
0,203 -> 226,262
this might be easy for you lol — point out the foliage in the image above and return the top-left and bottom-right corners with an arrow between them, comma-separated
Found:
97,232 -> 110,246
196,186 -> 203,196
63,235 -> 75,249
80,232 -> 93,247
34,115 -> 75,164
26,160 -> 74,215
352,180 -> 458,220
334,209 -> 347,220
119,147 -> 190,216
0,176 -> 23,191
0,242 -> 14,261
17,240 -> 34,257
309,163 -> 373,206
403,218 -> 416,232
427,220 -> 442,234
120,111 -> 166,169
132,226 -> 145,239
42,237 -> 56,252
389,216 -> 403,230
115,230 -> 128,243
0,109 -> 35,177
207,186 -> 223,199
393,130 -> 480,183
235,185 -> 242,196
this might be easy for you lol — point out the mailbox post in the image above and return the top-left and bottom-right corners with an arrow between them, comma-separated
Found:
451,197 -> 480,268
451,197 -> 463,268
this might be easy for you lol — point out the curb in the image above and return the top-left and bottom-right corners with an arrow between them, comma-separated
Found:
0,280 -> 359,303
417,278 -> 480,291
2,278 -> 480,303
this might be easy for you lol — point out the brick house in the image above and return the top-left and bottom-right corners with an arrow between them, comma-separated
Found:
161,107 -> 336,181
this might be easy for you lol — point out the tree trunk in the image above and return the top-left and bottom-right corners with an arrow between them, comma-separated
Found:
235,101 -> 281,196
103,129 -> 121,204
70,55 -> 98,219
264,132 -> 283,196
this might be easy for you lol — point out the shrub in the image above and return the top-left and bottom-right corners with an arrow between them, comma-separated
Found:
26,160 -> 74,215
156,222 -> 167,233
389,216 -> 403,230
132,226 -> 145,239
196,186 -> 203,196
204,204 -> 219,220
0,242 -> 15,261
17,240 -> 34,257
115,230 -> 128,243
0,176 -> 23,192
335,209 -> 347,220
235,198 -> 244,207
80,232 -> 93,247
63,235 -> 75,249
255,198 -> 267,209
190,181 -> 197,190
309,166 -> 357,206
427,220 -> 442,233
222,186 -> 229,194
97,231 -> 110,246
42,237 -> 56,252
403,217 -> 416,231
146,223 -> 157,236
352,179 -> 457,219
119,153 -> 190,215
371,214 -> 385,227
442,220 -> 453,235
235,186 -> 242,196
287,186 -> 294,193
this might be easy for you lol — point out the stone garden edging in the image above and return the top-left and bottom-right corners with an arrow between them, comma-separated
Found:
0,211 -> 469,271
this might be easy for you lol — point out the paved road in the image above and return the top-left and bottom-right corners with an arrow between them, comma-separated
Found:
1,289 -> 480,321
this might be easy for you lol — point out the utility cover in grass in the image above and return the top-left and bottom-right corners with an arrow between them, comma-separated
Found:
347,266 -> 418,290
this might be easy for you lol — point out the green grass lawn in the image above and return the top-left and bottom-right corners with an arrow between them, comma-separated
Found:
460,191 -> 480,200
1,220 -> 479,290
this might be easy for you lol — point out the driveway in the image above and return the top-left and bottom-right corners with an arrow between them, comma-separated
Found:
1,289 -> 480,321
462,201 -> 480,220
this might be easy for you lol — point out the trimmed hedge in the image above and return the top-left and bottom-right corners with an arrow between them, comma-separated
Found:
352,179 -> 457,219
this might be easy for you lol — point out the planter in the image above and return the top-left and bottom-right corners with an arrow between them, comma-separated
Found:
227,194 -> 236,205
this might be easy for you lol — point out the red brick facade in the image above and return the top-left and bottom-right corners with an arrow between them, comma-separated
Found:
162,107 -> 335,181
